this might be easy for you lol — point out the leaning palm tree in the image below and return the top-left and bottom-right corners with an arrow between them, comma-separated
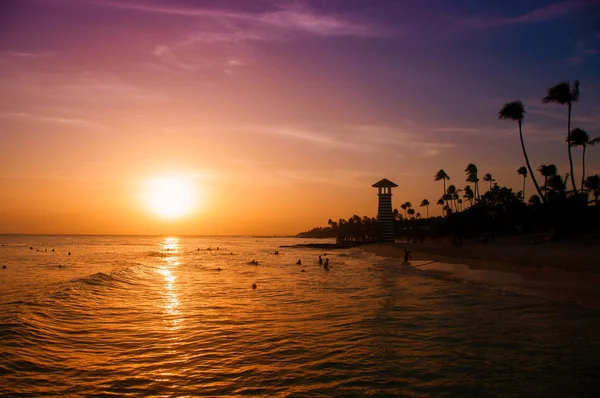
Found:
537,164 -> 558,199
419,199 -> 430,218
434,169 -> 450,209
465,163 -> 480,200
542,80 -> 580,191
517,166 -> 527,202
498,100 -> 545,202
568,128 -> 600,193
483,173 -> 495,191
584,175 -> 600,205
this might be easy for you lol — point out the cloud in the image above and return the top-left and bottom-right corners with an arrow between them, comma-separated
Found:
463,1 -> 597,29
565,40 -> 598,65
90,0 -> 393,38
254,126 -> 369,152
0,111 -> 101,127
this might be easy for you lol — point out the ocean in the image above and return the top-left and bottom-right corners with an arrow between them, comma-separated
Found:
1,235 -> 599,396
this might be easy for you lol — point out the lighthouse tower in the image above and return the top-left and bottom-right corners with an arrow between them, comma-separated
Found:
372,178 -> 398,242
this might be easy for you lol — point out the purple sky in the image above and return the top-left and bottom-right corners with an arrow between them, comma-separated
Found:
1,0 -> 600,234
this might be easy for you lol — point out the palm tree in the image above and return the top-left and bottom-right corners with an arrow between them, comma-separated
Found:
483,173 -> 495,191
407,208 -> 415,219
415,212 -> 421,219
517,166 -> 527,202
463,185 -> 474,206
434,169 -> 450,210
537,164 -> 557,199
547,173 -> 569,200
542,80 -> 580,191
400,203 -> 408,219
447,185 -> 457,211
419,199 -> 430,218
465,163 -> 480,200
584,175 -> 600,205
404,202 -> 413,219
499,100 -> 545,202
568,128 -> 600,193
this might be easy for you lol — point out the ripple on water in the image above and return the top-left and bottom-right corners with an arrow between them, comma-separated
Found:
1,236 -> 600,396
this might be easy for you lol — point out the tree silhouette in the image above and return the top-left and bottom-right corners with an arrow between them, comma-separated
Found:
419,199 -> 430,218
483,173 -> 495,191
546,173 -> 569,201
400,203 -> 408,219
568,128 -> 600,193
517,166 -> 527,202
584,175 -> 600,205
463,185 -> 474,206
465,163 -> 480,200
499,100 -> 545,202
407,208 -> 415,219
447,185 -> 458,212
537,164 -> 557,199
528,194 -> 541,205
542,80 -> 579,192
404,202 -> 413,219
434,169 -> 450,210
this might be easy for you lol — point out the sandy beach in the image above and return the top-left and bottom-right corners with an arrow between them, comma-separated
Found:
362,234 -> 600,307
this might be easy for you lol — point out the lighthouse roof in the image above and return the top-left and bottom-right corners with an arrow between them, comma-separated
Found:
372,178 -> 398,188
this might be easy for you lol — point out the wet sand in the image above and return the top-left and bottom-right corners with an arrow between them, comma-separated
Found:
362,235 -> 600,307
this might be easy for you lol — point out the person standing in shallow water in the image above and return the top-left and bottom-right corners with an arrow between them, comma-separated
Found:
318,255 -> 322,265
324,258 -> 329,269
402,248 -> 412,264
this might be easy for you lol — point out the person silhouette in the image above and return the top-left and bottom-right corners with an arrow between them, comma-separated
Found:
324,258 -> 329,269
296,260 -> 302,265
318,255 -> 323,265
402,248 -> 412,264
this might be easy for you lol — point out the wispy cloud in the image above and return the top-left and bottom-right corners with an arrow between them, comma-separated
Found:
0,111 -> 102,127
464,1 -> 597,29
565,40 -> 599,65
91,0 -> 393,38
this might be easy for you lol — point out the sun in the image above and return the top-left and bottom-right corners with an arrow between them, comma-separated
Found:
143,175 -> 200,219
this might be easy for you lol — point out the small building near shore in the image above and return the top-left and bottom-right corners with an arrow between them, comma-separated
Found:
372,178 -> 397,242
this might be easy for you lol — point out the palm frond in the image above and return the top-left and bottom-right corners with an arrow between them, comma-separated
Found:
498,101 -> 525,121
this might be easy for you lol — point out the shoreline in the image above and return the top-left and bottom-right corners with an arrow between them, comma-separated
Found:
361,235 -> 600,308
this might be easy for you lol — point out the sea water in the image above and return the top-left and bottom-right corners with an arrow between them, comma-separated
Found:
1,235 -> 599,396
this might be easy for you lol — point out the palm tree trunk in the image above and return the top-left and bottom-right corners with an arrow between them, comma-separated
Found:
581,146 -> 586,193
426,205 -> 429,219
519,121 -> 545,203
522,176 -> 526,203
567,104 -> 577,192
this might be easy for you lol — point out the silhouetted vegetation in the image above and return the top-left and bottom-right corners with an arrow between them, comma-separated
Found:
297,215 -> 379,243
299,80 -> 600,243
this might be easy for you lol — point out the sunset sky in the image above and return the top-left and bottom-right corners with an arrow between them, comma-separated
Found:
1,0 -> 600,235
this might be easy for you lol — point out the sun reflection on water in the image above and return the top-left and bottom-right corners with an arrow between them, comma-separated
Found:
158,237 -> 182,332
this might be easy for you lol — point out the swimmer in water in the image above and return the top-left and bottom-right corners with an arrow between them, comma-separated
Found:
296,260 -> 302,265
